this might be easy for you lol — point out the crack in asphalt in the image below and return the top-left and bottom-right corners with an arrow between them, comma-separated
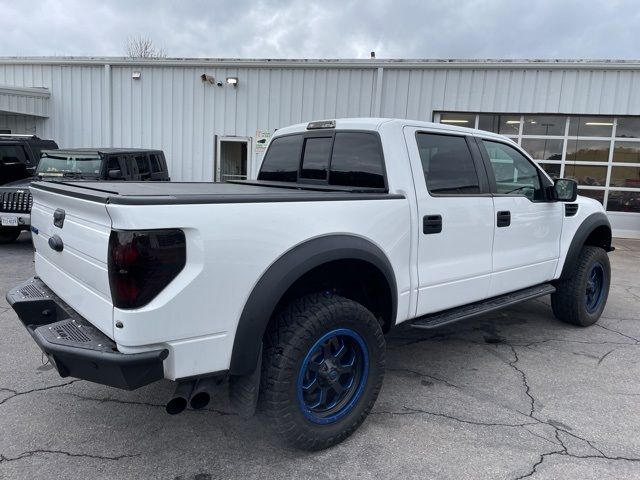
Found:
597,324 -> 640,344
385,336 -> 640,478
0,449 -> 138,464
0,380 -> 81,406
507,344 -> 536,417
372,406 -> 539,429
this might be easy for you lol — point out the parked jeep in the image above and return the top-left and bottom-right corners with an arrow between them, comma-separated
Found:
0,148 -> 169,243
0,135 -> 58,243
8,119 -> 613,450
0,134 -> 58,186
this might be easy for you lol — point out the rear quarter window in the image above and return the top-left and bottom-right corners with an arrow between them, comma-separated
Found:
258,135 -> 303,182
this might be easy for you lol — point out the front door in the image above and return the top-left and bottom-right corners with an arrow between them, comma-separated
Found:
215,136 -> 251,182
477,139 -> 563,297
404,127 -> 495,316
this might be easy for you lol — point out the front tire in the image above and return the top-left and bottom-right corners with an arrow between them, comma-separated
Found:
263,293 -> 385,450
551,246 -> 611,327
0,227 -> 21,244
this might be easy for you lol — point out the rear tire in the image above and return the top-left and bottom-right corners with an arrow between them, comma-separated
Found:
262,293 -> 385,450
0,227 -> 21,244
551,246 -> 610,327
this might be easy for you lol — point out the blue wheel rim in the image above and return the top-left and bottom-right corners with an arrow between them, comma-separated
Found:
585,262 -> 606,314
296,328 -> 369,425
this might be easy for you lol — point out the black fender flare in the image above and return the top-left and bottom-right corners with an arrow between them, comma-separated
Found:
559,212 -> 612,280
229,235 -> 397,375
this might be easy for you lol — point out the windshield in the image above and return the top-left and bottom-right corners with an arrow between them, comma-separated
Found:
36,154 -> 102,178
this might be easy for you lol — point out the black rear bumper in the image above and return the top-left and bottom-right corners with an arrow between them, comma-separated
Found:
6,277 -> 168,390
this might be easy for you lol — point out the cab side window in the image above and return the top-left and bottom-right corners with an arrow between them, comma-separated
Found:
482,140 -> 544,201
416,133 -> 481,195
149,154 -> 163,173
135,154 -> 151,180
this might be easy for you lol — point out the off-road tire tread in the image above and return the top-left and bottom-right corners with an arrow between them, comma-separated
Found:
262,293 -> 385,451
551,246 -> 610,327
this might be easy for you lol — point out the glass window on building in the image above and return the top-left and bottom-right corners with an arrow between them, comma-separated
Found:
616,117 -> 640,138
521,138 -> 564,160
477,114 -> 520,135
612,142 -> 640,163
435,111 -> 640,223
609,166 -> 640,188
578,189 -> 605,205
565,140 -> 610,162
568,116 -> 614,137
522,115 -> 566,136
607,190 -> 640,212
539,163 -> 561,179
439,113 -> 476,128
564,164 -> 608,186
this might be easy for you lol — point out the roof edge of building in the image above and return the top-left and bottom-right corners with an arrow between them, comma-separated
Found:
1,57 -> 640,69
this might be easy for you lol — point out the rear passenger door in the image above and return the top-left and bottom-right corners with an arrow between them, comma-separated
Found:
404,127 -> 495,315
477,139 -> 563,296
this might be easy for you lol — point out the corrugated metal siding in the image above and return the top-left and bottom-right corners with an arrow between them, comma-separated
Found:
109,66 -> 376,180
381,67 -> 640,118
0,114 -> 38,134
3,61 -> 640,180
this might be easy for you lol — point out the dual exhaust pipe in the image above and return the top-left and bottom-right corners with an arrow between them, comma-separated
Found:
166,377 -> 219,415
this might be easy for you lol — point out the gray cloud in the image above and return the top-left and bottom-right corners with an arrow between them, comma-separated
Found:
1,0 -> 639,59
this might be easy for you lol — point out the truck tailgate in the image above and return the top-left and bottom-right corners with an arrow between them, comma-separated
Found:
30,184 -> 114,337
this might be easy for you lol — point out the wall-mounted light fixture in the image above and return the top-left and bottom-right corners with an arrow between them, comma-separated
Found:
132,71 -> 141,80
226,77 -> 238,87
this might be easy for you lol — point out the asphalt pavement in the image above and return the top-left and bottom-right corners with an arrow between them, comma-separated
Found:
1,232 -> 639,479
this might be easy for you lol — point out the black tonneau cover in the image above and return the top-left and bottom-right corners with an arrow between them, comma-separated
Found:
30,180 -> 404,205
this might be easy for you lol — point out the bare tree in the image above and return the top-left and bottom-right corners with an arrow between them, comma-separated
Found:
125,36 -> 167,58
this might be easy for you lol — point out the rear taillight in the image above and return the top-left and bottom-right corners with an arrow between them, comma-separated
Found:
108,229 -> 186,309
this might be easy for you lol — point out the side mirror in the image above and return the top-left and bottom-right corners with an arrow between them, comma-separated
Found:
108,169 -> 123,180
553,178 -> 578,202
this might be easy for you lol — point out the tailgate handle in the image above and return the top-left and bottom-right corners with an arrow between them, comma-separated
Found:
48,234 -> 64,252
53,208 -> 65,228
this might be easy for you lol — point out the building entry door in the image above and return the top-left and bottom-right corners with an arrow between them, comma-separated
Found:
215,136 -> 251,182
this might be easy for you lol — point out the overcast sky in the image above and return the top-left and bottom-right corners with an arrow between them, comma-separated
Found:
1,0 -> 639,59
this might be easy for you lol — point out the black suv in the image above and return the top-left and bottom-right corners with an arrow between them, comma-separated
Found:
0,134 -> 58,185
0,148 -> 169,244
36,148 -> 170,182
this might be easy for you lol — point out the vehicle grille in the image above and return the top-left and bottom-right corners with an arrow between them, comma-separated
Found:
0,191 -> 32,213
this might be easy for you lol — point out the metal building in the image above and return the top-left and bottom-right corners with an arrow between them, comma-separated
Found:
0,57 -> 639,238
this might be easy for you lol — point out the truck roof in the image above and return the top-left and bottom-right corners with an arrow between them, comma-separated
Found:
274,117 -> 512,143
41,148 -> 163,156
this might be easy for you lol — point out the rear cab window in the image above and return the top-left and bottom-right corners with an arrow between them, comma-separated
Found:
258,130 -> 386,190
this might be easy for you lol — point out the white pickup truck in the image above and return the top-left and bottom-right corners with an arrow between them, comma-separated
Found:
8,118 -> 613,450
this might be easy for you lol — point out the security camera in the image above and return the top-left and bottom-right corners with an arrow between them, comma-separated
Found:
216,81 -> 223,87
200,73 -> 215,85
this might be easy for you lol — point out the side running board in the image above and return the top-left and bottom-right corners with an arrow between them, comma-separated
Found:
411,283 -> 556,330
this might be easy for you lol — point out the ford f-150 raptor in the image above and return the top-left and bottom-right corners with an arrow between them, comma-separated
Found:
7,118 -> 613,450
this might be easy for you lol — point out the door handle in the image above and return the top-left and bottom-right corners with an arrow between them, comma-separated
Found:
497,211 -> 511,227
423,215 -> 442,234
